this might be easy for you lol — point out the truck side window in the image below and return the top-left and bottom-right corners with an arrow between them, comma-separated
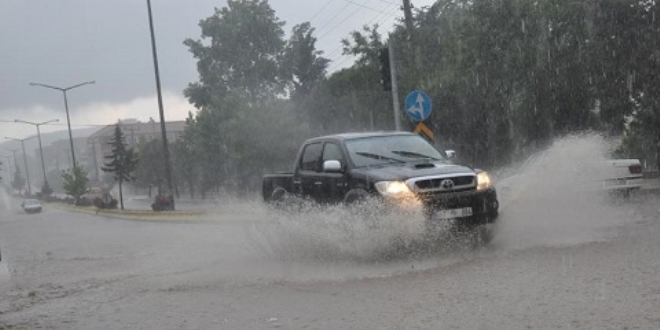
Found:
301,143 -> 322,172
322,143 -> 343,162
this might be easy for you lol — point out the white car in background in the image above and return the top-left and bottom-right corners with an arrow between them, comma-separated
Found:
599,159 -> 644,195
21,199 -> 43,214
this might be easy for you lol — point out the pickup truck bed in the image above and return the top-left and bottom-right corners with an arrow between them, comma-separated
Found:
262,173 -> 293,202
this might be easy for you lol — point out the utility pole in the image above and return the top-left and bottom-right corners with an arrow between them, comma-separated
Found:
388,38 -> 402,131
5,137 -> 34,195
0,156 -> 10,185
402,0 -> 415,39
14,119 -> 59,186
402,0 -> 420,69
5,149 -> 18,173
146,0 -> 175,209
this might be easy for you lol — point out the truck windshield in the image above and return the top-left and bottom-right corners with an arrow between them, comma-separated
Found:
345,135 -> 444,167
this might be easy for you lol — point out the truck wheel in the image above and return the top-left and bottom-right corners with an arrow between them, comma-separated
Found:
270,187 -> 291,208
343,188 -> 369,205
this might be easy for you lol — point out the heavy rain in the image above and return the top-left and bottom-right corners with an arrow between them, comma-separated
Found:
2,0 -> 660,329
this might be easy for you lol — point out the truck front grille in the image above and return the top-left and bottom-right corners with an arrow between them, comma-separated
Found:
406,174 -> 476,194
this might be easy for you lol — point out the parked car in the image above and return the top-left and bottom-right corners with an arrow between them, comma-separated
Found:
262,132 -> 499,230
21,199 -> 42,214
600,159 -> 644,196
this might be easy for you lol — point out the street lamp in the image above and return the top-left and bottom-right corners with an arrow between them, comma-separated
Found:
29,81 -> 95,168
14,119 -> 59,186
5,148 -> 19,190
4,148 -> 18,171
146,0 -> 175,209
0,155 -> 11,186
5,136 -> 35,195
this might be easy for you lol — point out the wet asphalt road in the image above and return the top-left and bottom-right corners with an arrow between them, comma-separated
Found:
1,187 -> 660,329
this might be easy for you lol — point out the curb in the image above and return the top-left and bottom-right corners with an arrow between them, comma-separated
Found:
48,203 -> 209,222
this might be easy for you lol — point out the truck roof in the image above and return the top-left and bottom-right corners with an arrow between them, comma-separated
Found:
306,131 -> 414,143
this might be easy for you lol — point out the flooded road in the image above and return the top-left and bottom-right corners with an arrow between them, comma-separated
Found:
1,135 -> 659,329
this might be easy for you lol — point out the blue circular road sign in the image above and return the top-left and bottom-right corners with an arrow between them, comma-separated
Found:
405,90 -> 432,122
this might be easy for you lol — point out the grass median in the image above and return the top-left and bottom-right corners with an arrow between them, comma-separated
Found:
48,203 -> 208,221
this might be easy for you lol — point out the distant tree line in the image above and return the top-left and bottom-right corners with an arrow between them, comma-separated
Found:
135,0 -> 660,198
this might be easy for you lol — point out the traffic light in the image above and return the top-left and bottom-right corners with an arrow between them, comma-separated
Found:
379,47 -> 391,91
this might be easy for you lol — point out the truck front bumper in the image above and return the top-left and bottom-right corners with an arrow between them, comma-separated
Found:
417,187 -> 499,222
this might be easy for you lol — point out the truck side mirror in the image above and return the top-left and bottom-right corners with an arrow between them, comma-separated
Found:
445,150 -> 457,159
323,160 -> 343,173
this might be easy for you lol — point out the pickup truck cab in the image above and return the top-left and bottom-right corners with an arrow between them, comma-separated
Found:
263,132 -> 499,226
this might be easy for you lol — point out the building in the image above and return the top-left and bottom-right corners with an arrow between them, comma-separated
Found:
87,119 -> 186,182
40,137 -> 89,173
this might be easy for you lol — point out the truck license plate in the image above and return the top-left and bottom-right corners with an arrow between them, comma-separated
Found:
434,207 -> 473,220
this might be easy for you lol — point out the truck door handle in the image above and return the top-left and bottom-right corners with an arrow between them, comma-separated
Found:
314,181 -> 323,185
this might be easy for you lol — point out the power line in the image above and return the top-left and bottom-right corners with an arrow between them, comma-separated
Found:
326,4 -> 401,64
373,0 -> 399,5
342,0 -> 398,16
328,55 -> 355,72
316,2 -> 353,33
318,0 -> 375,39
324,4 -> 400,60
308,0 -> 337,22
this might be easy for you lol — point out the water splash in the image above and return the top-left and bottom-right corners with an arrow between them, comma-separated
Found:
492,133 -> 633,249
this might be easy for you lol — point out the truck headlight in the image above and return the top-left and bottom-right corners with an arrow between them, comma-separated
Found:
375,181 -> 413,197
476,172 -> 492,190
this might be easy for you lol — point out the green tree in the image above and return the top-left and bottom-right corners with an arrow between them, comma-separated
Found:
171,134 -> 198,199
40,181 -> 53,197
184,0 -> 287,108
300,24 -> 392,134
283,22 -> 330,102
102,124 -> 139,210
182,0 -> 313,194
134,137 -> 165,197
590,0 -> 660,163
61,165 -> 89,204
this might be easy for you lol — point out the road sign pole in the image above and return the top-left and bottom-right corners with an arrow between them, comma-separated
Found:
388,38 -> 401,131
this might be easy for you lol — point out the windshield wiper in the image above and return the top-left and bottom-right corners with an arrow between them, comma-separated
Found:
355,151 -> 404,163
391,150 -> 440,160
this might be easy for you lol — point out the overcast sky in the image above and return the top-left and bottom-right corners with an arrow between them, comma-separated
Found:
0,0 -> 434,142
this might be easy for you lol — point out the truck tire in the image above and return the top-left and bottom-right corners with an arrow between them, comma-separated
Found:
270,187 -> 290,205
343,188 -> 369,205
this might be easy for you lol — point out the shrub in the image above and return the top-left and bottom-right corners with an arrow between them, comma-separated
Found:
152,194 -> 174,211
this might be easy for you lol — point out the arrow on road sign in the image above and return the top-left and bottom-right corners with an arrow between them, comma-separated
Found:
405,90 -> 432,122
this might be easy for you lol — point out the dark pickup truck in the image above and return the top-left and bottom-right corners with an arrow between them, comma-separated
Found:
262,132 -> 499,227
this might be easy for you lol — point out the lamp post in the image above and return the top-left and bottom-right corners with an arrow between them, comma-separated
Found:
14,119 -> 59,185
0,155 -> 11,186
29,81 -> 95,168
146,0 -> 175,209
5,136 -> 35,195
5,148 -> 18,172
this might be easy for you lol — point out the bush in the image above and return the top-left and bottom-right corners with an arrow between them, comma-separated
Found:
93,197 -> 118,209
152,194 -> 174,211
